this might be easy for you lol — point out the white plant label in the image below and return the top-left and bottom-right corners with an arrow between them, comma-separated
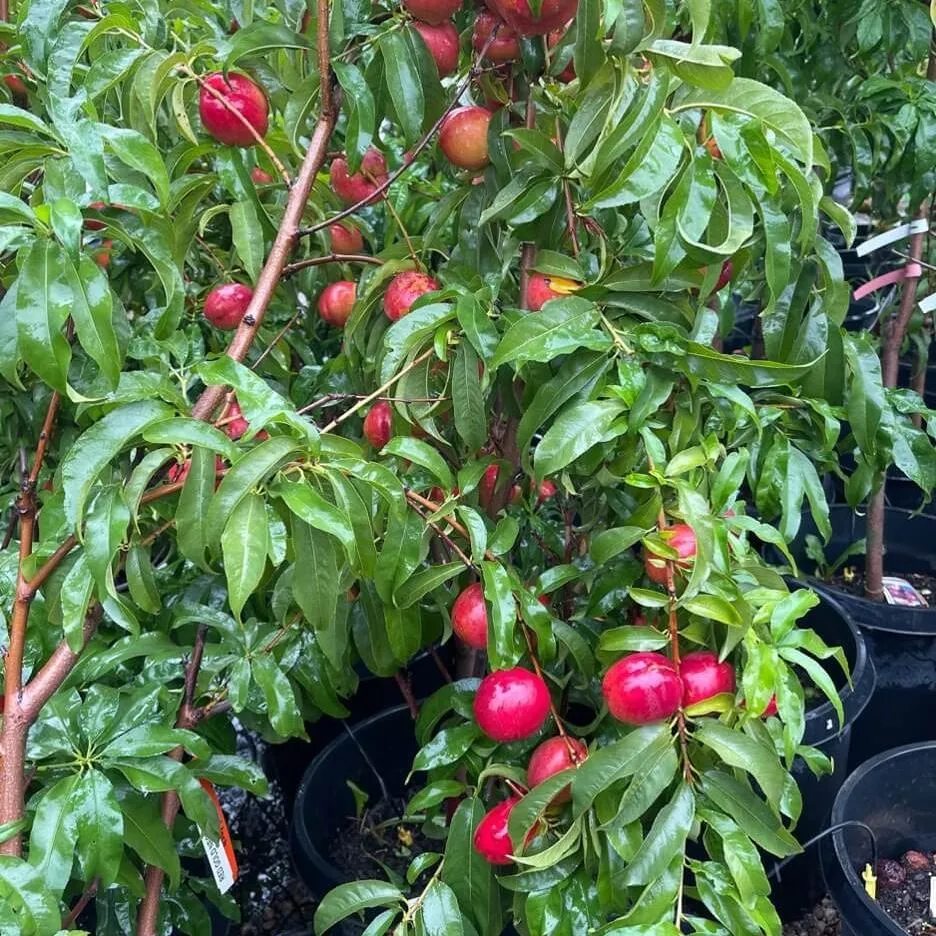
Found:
856,218 -> 929,257
199,779 -> 239,894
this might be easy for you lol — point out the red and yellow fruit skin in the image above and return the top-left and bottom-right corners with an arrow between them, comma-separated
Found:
643,523 -> 696,584
473,10 -> 520,63
330,148 -> 389,205
199,72 -> 269,147
317,281 -> 357,328
383,271 -> 440,320
363,400 -> 393,448
439,106 -> 493,172
526,736 -> 588,803
474,668 -> 551,742
526,273 -> 579,311
484,0 -> 577,35
413,21 -> 460,77
452,582 -> 489,649
602,652 -> 682,725
328,222 -> 365,254
204,283 -> 254,330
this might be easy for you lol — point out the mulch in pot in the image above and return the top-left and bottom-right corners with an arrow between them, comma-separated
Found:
782,895 -> 841,936
827,568 -> 936,604
877,851 -> 936,935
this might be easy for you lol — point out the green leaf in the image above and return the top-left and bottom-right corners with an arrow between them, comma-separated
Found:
291,518 -> 341,667
222,492 -> 269,619
419,880 -> 465,936
622,782 -> 694,886
191,754 -> 269,796
510,769 -> 577,847
534,399 -> 625,478
394,562 -> 463,609
314,880 -> 404,935
844,333 -> 885,458
381,30 -> 424,147
591,526 -> 645,564
572,724 -> 669,815
252,655 -> 303,738
225,22 -> 309,67
612,740 -> 678,824
502,129 -> 564,173
176,446 -> 216,569
143,417 -> 239,462
700,770 -> 800,857
205,437 -> 303,546
574,0 -> 603,87
681,594 -> 742,627
126,544 -> 160,614
15,240 -> 71,393
490,297 -> 608,370
673,78 -> 813,167
66,253 -> 121,389
478,170 -> 559,227
482,561 -> 520,670
73,769 -> 123,889
374,507 -> 425,605
61,552 -> 95,652
229,200 -> 264,282
101,725 -> 210,759
598,626 -> 669,653
0,855 -> 61,935
695,720 -> 785,805
325,469 -> 377,577
28,774 -> 80,899
452,342 -> 487,452
62,400 -> 174,535
102,126 -> 170,207
413,723 -> 480,771
384,437 -> 454,489
333,62 -> 375,170
565,62 -> 618,163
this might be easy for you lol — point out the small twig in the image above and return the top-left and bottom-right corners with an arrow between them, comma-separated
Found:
282,253 -> 382,277
299,27 -> 502,238
407,496 -> 476,569
251,311 -> 302,370
394,671 -> 419,718
384,196 -> 418,261
62,878 -> 100,928
430,648 -> 453,684
554,117 -> 580,256
320,348 -> 436,433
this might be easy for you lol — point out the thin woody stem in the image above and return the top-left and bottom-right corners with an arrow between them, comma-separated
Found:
282,253 -> 382,277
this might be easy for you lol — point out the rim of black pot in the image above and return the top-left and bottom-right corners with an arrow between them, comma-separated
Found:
830,741 -> 936,934
796,584 -> 875,748
292,703 -> 414,892
782,506 -> 936,635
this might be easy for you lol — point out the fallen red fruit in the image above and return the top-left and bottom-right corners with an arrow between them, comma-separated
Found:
363,400 -> 393,448
318,280 -> 357,328
472,10 -> 520,63
403,0 -> 462,25
413,21 -> 460,77
439,106 -> 493,171
644,523 -> 696,585
526,272 -> 579,311
679,651 -> 735,708
330,148 -> 388,205
328,222 -> 365,254
485,0 -> 577,35
526,736 -> 587,802
204,283 -> 254,330
199,72 -> 269,147
452,582 -> 488,649
474,667 -> 551,742
473,797 -> 521,864
603,652 -> 682,725
384,270 -> 440,321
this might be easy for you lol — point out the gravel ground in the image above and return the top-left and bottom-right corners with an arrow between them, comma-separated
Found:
782,896 -> 841,936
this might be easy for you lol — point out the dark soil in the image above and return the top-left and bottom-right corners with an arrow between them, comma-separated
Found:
877,852 -> 936,935
327,795 -> 432,887
782,895 -> 840,936
828,568 -> 936,603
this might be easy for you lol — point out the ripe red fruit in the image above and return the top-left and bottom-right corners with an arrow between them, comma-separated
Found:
3,73 -> 27,97
452,582 -> 488,649
330,148 -> 388,205
413,21 -> 460,77
84,201 -> 107,232
363,400 -> 393,448
479,463 -> 500,505
472,11 -> 520,63
537,593 -> 551,607
526,736 -> 587,802
680,651 -> 736,708
603,652 -> 682,725
204,283 -> 254,330
94,240 -> 112,268
199,72 -> 269,147
535,479 -> 557,505
439,106 -> 492,171
251,166 -> 274,184
168,460 -> 191,484
318,281 -> 357,328
225,402 -> 250,441
474,667 -> 551,742
473,797 -> 521,864
763,695 -> 778,717
644,523 -> 697,585
328,222 -> 365,254
714,260 -> 733,293
384,270 -> 440,321
527,273 -> 579,311
485,0 -> 577,35
403,0 -> 462,25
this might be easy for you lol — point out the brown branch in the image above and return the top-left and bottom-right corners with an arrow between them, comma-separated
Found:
394,671 -> 419,718
189,81 -> 338,423
62,878 -> 99,928
406,495 -> 476,569
554,117 -> 580,257
299,27 -> 503,238
282,253 -> 382,277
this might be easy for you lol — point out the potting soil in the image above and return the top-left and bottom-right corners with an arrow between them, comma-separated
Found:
877,852 -> 936,935
829,569 -> 936,604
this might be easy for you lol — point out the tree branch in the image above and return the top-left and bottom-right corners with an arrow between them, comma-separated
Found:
282,253 -> 382,278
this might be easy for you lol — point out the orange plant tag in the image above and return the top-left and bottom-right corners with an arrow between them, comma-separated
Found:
198,778 -> 239,894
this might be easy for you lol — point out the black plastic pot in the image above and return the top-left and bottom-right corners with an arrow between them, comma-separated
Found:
779,506 -> 936,768
767,587 -> 875,921
291,704 -> 420,900
271,644 -> 452,816
821,742 -> 936,936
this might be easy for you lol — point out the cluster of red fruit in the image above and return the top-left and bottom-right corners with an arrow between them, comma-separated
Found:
470,665 -> 587,864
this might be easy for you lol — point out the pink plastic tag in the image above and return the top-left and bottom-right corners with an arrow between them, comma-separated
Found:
852,264 -> 923,301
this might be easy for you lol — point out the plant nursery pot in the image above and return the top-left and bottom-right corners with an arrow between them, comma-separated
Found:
777,506 -> 936,769
271,644 -> 452,816
291,704 -> 420,900
820,741 -> 936,936
767,586 -> 875,921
